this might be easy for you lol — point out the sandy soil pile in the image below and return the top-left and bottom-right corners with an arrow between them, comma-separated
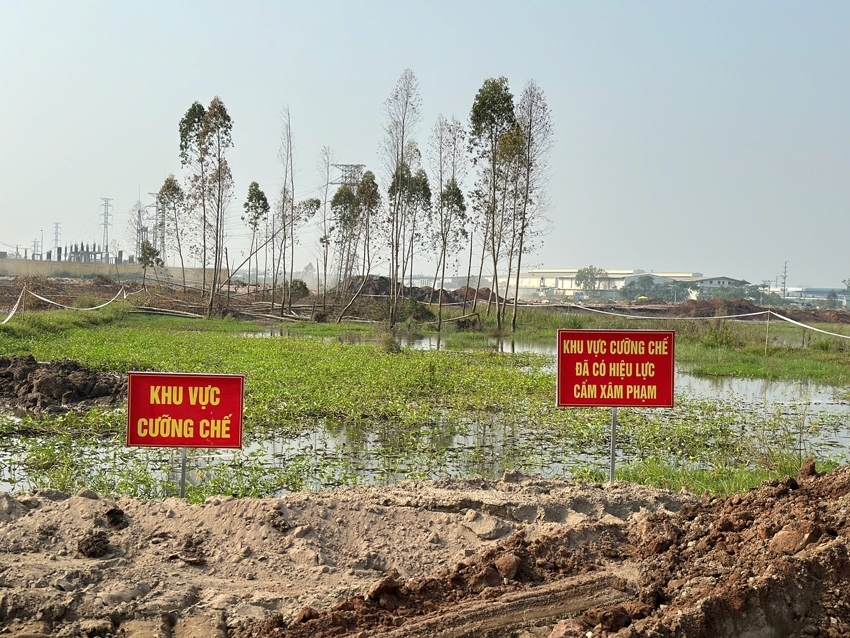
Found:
2,463 -> 849,637
0,474 -> 688,637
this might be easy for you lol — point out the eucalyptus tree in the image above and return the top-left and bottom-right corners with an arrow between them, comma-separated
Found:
356,170 -> 381,275
274,107 -> 296,311
179,101 -> 209,294
469,77 -> 516,329
139,240 -> 163,291
402,167 -> 431,294
242,181 -> 270,292
336,170 -> 381,322
510,80 -> 553,331
331,183 -> 361,298
380,69 -> 422,326
202,97 -> 234,317
496,123 -> 525,325
315,146 -> 336,309
428,115 -> 468,328
157,174 -> 188,291
286,197 -> 320,312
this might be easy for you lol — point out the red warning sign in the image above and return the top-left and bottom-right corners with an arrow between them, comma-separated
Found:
127,372 -> 244,448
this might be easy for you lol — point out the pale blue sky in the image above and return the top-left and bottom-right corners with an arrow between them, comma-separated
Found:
1,1 -> 848,287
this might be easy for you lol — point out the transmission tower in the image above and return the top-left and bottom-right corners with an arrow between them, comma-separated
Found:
781,261 -> 788,301
52,223 -> 61,255
100,198 -> 113,263
148,192 -> 166,265
331,164 -> 365,190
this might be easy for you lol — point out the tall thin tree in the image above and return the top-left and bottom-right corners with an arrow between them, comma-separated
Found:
203,97 -> 234,317
510,80 -> 553,331
315,146 -> 335,310
157,175 -> 188,291
179,101 -> 209,296
469,77 -> 516,330
380,69 -> 422,326
242,181 -> 270,292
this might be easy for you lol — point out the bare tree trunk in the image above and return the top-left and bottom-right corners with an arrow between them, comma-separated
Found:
437,244 -> 448,331
511,233 -> 525,333
268,216 -> 274,306
463,228 -> 474,313
173,210 -> 187,292
473,222 -> 489,313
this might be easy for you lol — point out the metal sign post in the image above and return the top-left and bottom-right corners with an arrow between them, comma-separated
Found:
180,448 -> 187,498
610,407 -> 618,483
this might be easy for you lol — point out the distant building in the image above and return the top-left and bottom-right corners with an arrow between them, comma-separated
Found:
690,276 -> 748,289
492,268 -> 704,300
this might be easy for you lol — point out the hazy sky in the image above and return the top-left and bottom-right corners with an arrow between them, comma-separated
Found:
1,1 -> 848,288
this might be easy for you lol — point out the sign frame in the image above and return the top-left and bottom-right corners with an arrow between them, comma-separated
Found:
126,371 -> 245,450
556,329 -> 675,408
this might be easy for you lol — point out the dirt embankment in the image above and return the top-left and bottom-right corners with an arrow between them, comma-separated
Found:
0,355 -> 126,415
1,465 -> 850,637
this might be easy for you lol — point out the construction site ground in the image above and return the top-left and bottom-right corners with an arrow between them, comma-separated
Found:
0,464 -> 849,637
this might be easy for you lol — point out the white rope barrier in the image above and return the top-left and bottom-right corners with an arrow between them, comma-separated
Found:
8,283 -> 850,343
769,311 -> 850,340
0,287 -> 26,325
26,287 -> 126,311
566,303 -> 771,321
565,303 -> 850,341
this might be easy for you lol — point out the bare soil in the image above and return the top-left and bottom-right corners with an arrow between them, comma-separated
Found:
0,464 -> 849,637
0,355 -> 126,415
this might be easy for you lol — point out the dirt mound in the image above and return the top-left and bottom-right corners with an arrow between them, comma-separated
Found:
233,463 -> 850,638
0,475 -> 689,637
783,307 -> 850,325
336,276 -> 497,306
673,298 -> 765,318
0,355 -> 126,414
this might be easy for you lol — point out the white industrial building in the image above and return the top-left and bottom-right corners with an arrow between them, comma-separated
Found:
494,268 -> 706,300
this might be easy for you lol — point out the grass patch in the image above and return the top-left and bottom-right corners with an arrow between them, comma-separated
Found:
574,455 -> 843,498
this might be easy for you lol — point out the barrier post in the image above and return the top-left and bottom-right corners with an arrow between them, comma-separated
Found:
610,407 -> 617,483
764,311 -> 771,357
180,448 -> 187,499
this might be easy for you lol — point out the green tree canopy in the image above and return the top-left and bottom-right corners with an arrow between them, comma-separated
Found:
575,266 -> 609,294
243,181 -> 270,232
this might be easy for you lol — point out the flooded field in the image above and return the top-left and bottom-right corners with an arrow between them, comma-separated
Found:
2,329 -> 847,498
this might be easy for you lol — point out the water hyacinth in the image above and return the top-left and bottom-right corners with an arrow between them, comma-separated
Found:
0,310 -> 847,500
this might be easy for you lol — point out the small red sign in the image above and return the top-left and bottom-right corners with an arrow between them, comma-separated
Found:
557,329 -> 675,408
127,372 -> 244,448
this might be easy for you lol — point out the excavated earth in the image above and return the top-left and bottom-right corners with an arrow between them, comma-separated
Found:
0,356 -> 126,415
0,463 -> 849,637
